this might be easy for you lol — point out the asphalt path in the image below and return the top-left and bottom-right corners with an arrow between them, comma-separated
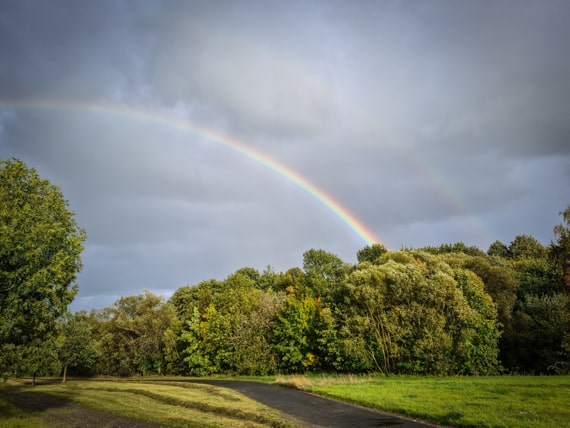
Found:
191,380 -> 438,428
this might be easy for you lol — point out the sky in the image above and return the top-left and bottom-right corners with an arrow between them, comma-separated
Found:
1,0 -> 569,311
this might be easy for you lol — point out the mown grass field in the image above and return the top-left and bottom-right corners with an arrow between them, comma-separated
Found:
1,375 -> 569,427
0,378 -> 303,428
279,374 -> 570,428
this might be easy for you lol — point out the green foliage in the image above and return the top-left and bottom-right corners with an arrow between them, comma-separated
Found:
179,273 -> 284,375
452,269 -> 501,374
553,205 -> 570,362
344,251 -> 500,375
420,242 -> 486,257
487,240 -> 508,257
0,158 -> 86,345
507,234 -> 547,260
0,343 -> 20,380
57,312 -> 99,379
460,255 -> 519,335
356,244 -> 387,263
169,279 -> 221,321
273,295 -> 318,373
33,206 -> 566,377
512,257 -> 563,297
180,307 -> 211,376
506,293 -> 568,373
302,249 -> 349,305
94,291 -> 178,376
18,338 -> 61,384
229,292 -> 283,375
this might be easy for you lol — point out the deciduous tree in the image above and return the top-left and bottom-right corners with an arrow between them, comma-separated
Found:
0,159 -> 86,345
57,312 -> 99,381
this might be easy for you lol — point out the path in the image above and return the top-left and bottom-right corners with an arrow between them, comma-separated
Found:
191,380 -> 438,428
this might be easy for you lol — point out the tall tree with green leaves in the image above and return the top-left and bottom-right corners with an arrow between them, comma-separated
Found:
96,291 -> 178,376
272,295 -> 318,373
0,159 -> 86,345
344,251 -> 500,375
302,249 -> 349,306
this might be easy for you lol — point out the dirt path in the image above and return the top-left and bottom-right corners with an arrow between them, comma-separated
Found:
191,380 -> 437,428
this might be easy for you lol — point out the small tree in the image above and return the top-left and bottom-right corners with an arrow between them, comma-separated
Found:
20,338 -> 61,385
57,312 -> 99,382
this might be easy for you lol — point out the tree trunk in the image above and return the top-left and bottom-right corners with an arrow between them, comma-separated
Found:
62,365 -> 67,383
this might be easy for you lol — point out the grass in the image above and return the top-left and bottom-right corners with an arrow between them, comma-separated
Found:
0,396 -> 47,428
0,378 -> 303,427
2,375 -> 569,427
281,374 -> 570,428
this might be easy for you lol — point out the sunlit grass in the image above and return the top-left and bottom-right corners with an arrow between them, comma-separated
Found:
292,375 -> 570,428
1,379 -> 303,428
3,375 -> 569,428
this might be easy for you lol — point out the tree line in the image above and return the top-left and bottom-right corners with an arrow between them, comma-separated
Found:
1,158 -> 569,380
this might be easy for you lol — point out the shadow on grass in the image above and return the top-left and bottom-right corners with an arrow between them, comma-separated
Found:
0,385 -> 71,413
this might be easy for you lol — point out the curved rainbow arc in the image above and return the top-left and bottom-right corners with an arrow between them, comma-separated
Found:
0,99 -> 380,247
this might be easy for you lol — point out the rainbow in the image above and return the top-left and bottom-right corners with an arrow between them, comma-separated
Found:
0,99 -> 380,247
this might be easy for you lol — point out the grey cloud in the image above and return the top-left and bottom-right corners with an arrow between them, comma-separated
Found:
148,1 -> 340,139
0,0 -> 154,101
1,0 -> 569,310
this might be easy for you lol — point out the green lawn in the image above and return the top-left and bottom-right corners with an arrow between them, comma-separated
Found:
294,375 -> 570,427
2,376 -> 569,427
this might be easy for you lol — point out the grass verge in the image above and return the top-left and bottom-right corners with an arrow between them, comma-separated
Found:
278,374 -> 570,428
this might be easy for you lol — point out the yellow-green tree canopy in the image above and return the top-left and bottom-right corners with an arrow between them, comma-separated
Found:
0,158 -> 86,344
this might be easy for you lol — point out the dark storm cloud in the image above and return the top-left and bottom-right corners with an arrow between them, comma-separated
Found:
1,0 -> 568,310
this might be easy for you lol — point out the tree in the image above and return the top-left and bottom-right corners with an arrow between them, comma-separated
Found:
19,338 -> 61,385
357,244 -> 388,263
180,307 -> 211,376
507,235 -> 546,260
0,159 -> 86,345
272,295 -> 318,373
179,272 -> 280,375
96,292 -> 178,376
228,292 -> 283,375
487,240 -> 508,258
421,242 -> 486,257
169,279 -> 221,322
344,251 -> 500,375
57,312 -> 99,382
553,205 -> 570,291
507,294 -> 568,373
302,249 -> 349,304
553,205 -> 570,365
